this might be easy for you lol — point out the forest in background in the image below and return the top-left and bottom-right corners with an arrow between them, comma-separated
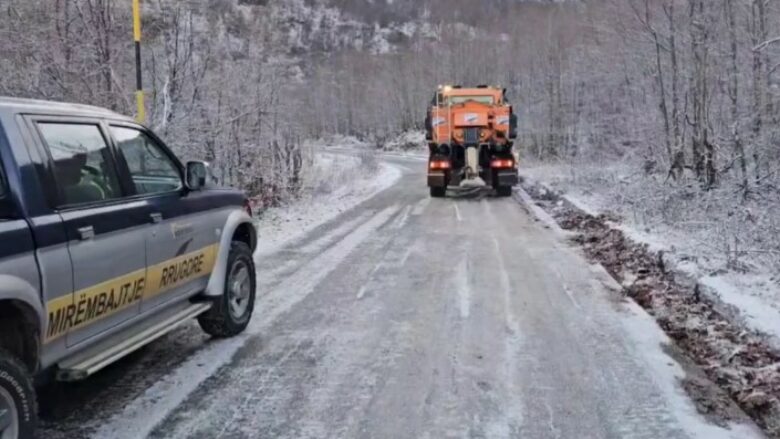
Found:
0,0 -> 778,202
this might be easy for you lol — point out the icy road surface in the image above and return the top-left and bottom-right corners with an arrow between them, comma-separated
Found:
41,154 -> 761,439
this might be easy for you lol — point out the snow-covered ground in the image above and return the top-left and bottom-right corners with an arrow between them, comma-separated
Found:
381,130 -> 426,151
304,131 -> 427,153
255,152 -> 401,255
303,135 -> 367,150
521,162 -> 780,346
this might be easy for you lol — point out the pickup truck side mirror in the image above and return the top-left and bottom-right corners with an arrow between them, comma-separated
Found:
185,161 -> 209,191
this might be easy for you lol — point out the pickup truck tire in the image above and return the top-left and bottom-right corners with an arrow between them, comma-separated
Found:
0,349 -> 37,439
430,187 -> 446,198
496,186 -> 513,197
198,242 -> 256,338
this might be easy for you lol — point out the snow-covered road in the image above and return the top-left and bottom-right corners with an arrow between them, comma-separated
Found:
40,154 -> 763,439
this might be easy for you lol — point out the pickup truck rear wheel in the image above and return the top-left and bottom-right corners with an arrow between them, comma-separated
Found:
198,242 -> 256,338
0,350 -> 36,439
430,187 -> 446,198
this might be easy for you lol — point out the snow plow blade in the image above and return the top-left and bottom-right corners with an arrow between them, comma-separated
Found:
459,177 -> 487,188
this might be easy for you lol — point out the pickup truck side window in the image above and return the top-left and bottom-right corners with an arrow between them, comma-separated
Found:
110,126 -> 183,195
37,123 -> 123,206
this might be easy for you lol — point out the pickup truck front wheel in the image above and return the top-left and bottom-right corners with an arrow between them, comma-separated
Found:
198,242 -> 256,338
0,350 -> 36,439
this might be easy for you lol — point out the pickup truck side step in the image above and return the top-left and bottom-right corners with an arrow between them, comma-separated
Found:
56,303 -> 212,382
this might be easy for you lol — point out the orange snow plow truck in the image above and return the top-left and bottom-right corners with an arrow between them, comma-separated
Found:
424,85 -> 518,197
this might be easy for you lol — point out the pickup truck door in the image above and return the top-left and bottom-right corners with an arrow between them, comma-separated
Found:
32,120 -> 148,348
107,125 -> 222,314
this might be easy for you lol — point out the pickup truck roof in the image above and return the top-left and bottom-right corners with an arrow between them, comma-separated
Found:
0,97 -> 133,121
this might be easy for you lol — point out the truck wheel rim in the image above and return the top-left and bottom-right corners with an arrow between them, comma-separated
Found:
0,387 -> 18,439
228,260 -> 251,320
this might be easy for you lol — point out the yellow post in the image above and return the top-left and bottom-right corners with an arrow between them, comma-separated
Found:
132,0 -> 145,123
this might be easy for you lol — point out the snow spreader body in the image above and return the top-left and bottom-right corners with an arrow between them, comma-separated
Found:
424,85 -> 519,197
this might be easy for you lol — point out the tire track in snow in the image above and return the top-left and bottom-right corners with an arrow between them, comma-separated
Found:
488,235 -> 525,437
296,211 -> 374,255
390,204 -> 413,229
412,197 -> 430,216
259,212 -> 373,282
454,256 -> 471,319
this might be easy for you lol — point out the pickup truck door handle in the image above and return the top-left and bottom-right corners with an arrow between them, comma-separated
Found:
77,226 -> 95,241
150,213 -> 163,224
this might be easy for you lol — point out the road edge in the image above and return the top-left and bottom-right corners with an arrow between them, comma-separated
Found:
512,184 -> 770,439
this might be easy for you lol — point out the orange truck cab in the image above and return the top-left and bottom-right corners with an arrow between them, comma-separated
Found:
424,85 -> 518,197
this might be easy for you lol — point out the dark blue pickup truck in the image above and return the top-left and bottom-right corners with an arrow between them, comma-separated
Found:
0,98 -> 257,438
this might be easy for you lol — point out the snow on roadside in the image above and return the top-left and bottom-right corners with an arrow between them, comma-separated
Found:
618,299 -> 763,439
521,164 -> 780,347
381,130 -> 426,151
305,133 -> 427,160
254,153 -> 401,256
304,134 -> 366,149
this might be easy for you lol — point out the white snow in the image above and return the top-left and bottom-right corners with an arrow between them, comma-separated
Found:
382,130 -> 426,151
254,153 -> 402,256
304,134 -> 366,149
617,207 -> 780,347
388,204 -> 412,230
454,257 -> 471,318
452,203 -> 462,222
701,274 -> 780,348
412,197 -> 431,215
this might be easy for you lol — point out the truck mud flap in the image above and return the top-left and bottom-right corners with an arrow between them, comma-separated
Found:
494,171 -> 519,187
428,172 -> 447,188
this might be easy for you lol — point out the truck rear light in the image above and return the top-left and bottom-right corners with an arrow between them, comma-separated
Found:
490,159 -> 515,169
244,199 -> 253,217
429,160 -> 451,170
